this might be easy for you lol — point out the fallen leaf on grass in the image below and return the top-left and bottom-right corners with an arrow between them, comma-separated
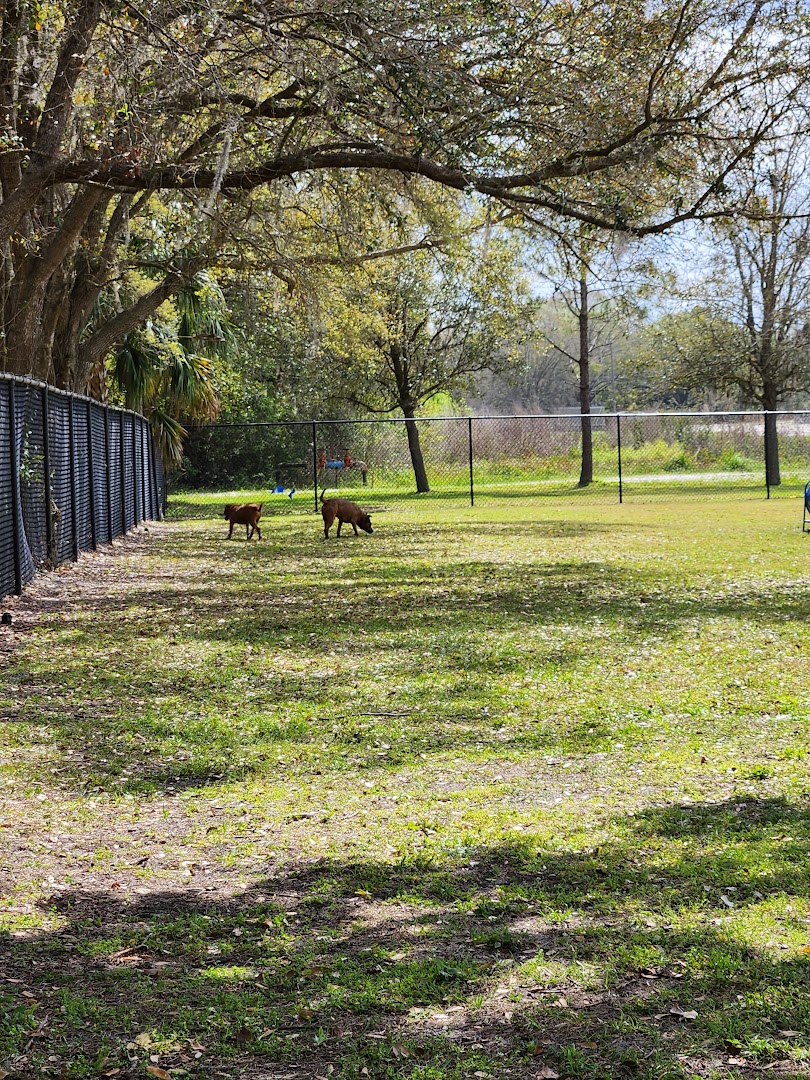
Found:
778,1030 -> 801,1037
670,1004 -> 698,1020
536,1066 -> 559,1079
146,1068 -> 171,1080
391,1043 -> 411,1059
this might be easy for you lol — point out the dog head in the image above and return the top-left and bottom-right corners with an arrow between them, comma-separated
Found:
359,513 -> 373,534
223,504 -> 235,519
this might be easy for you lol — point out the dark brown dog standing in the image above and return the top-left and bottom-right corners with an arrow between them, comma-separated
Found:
224,503 -> 263,540
320,493 -> 373,539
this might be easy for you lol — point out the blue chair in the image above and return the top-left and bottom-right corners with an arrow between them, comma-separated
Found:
804,482 -> 810,533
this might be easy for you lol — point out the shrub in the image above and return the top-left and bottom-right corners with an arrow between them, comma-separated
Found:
718,448 -> 755,472
663,446 -> 693,471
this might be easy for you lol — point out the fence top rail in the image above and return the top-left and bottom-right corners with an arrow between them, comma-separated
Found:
189,408 -> 810,430
0,370 -> 148,421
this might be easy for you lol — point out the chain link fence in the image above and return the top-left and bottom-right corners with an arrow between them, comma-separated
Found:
1,373 -> 165,602
172,410 -> 810,517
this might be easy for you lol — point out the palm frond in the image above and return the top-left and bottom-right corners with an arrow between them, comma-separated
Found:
148,406 -> 187,470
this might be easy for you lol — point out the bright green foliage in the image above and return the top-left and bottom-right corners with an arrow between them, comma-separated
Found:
314,203 -> 535,415
111,273 -> 230,465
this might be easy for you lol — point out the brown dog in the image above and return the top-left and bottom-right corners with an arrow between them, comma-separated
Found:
320,493 -> 373,539
224,503 -> 262,540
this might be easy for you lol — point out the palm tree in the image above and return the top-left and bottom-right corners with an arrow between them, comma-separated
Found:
112,273 -> 230,467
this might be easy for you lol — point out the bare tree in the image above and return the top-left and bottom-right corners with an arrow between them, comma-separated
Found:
642,135 -> 810,485
531,231 -> 652,486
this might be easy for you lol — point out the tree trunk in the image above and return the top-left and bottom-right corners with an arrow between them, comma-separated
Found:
390,342 -> 430,492
3,186 -> 105,379
404,411 -> 430,493
577,272 -> 593,487
77,257 -> 207,381
763,385 -> 780,488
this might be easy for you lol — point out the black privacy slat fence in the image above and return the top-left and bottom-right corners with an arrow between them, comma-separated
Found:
1,372 -> 165,603
174,409 -> 810,517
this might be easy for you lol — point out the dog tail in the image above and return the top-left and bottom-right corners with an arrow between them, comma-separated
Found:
257,504 -> 263,513
319,490 -> 327,504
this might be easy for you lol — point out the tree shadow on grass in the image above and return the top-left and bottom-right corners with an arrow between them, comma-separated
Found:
2,798 -> 810,1078
16,551 -> 810,644
4,523 -> 810,794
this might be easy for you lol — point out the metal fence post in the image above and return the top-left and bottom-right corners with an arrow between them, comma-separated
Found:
148,426 -> 162,521
120,413 -> 127,534
86,401 -> 98,551
468,416 -> 474,507
140,420 -> 148,521
132,414 -> 141,525
104,408 -> 113,542
144,422 -> 152,521
8,383 -> 23,595
41,386 -> 55,565
312,420 -> 319,512
68,396 -> 79,560
616,413 -> 623,505
764,411 -> 771,500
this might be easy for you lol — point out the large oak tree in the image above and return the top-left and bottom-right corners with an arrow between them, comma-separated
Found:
1,0 -> 807,391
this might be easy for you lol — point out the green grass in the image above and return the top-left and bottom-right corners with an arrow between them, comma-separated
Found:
167,462 -> 808,521
1,497 -> 809,1078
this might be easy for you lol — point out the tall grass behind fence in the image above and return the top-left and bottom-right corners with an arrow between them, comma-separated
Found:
0,373 -> 165,602
175,410 -> 810,517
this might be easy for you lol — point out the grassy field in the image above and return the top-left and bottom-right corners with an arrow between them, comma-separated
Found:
1,496 -> 809,1079
167,470 -> 806,521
